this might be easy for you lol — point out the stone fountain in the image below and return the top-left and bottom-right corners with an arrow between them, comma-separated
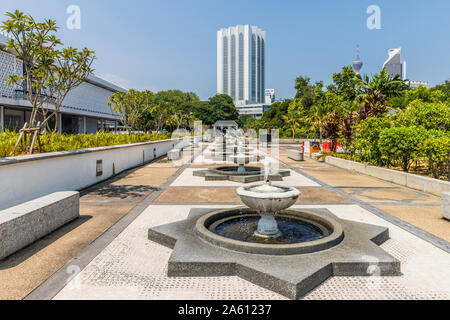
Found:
150,140 -> 401,300
236,160 -> 300,238
196,139 -> 290,183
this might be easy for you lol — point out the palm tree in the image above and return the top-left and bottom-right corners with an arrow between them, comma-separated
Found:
306,103 -> 331,148
358,68 -> 409,120
361,68 -> 408,97
282,110 -> 301,141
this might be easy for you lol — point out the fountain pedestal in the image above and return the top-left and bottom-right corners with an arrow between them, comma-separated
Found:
255,215 -> 282,238
237,182 -> 300,239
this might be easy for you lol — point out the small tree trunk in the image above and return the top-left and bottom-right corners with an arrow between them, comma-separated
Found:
54,111 -> 60,134
319,126 -> 323,151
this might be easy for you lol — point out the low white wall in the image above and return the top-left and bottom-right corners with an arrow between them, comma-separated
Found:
0,138 -> 192,210
325,156 -> 450,197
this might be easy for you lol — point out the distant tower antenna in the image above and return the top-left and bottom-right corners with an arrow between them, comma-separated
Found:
353,44 -> 363,74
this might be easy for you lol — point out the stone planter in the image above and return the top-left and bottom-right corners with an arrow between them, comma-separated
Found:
288,149 -> 304,161
442,192 -> 450,220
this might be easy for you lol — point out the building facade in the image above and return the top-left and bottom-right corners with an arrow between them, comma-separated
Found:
217,25 -> 269,118
383,48 -> 407,80
0,32 -> 127,134
405,81 -> 428,89
265,89 -> 275,105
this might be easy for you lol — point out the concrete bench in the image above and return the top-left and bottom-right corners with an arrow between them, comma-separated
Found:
288,149 -> 304,161
442,192 -> 450,220
168,149 -> 181,160
0,191 -> 79,260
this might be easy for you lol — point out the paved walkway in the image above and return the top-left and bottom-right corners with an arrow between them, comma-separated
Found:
0,151 -> 189,300
1,143 -> 449,300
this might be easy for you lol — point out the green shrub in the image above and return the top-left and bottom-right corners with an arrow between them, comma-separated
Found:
395,101 -> 450,131
420,136 -> 450,179
0,132 -> 171,158
0,130 -> 18,158
352,117 -> 391,166
378,126 -> 426,172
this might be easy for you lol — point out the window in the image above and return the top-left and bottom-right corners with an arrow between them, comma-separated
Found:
4,108 -> 24,132
238,33 -> 244,101
251,35 -> 256,102
257,36 -> 261,103
261,38 -> 265,103
223,36 -> 228,94
230,35 -> 236,100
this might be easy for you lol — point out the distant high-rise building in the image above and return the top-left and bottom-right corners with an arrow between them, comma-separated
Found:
405,81 -> 428,89
265,89 -> 275,104
352,44 -> 363,74
217,25 -> 266,117
383,48 -> 407,80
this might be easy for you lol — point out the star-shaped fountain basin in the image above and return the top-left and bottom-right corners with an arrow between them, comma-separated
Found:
148,207 -> 401,300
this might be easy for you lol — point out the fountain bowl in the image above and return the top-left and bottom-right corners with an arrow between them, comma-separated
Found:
237,184 -> 300,215
194,207 -> 344,255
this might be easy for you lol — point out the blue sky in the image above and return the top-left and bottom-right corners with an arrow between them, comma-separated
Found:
2,0 -> 449,100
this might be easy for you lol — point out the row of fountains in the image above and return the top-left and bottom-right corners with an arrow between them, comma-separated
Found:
149,131 -> 400,299
195,132 -> 290,183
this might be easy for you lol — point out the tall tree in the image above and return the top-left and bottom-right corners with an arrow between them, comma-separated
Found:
327,66 -> 362,101
41,47 -> 95,132
208,94 -> 239,121
358,69 -> 408,121
1,10 -> 61,130
108,90 -> 153,133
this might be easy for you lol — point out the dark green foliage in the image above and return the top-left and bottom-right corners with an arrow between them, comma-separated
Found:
378,126 -> 427,172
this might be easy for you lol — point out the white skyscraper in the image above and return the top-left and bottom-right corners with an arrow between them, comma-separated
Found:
383,48 -> 407,80
217,25 -> 266,116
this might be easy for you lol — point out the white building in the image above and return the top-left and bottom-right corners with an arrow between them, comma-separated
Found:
265,88 -> 275,104
0,31 -> 127,134
383,48 -> 407,80
405,81 -> 428,89
217,25 -> 269,118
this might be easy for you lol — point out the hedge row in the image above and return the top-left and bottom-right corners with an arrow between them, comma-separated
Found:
349,101 -> 450,180
0,131 -> 171,158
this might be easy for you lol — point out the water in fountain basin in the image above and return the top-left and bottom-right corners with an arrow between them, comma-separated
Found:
237,164 -> 246,173
248,184 -> 284,193
214,215 -> 325,245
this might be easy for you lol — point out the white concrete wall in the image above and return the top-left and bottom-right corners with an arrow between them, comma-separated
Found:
325,156 -> 450,197
0,138 -> 191,210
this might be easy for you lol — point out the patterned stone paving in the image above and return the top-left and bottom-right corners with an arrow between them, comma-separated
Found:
375,205 -> 450,242
3,142 -> 449,300
54,204 -> 450,300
